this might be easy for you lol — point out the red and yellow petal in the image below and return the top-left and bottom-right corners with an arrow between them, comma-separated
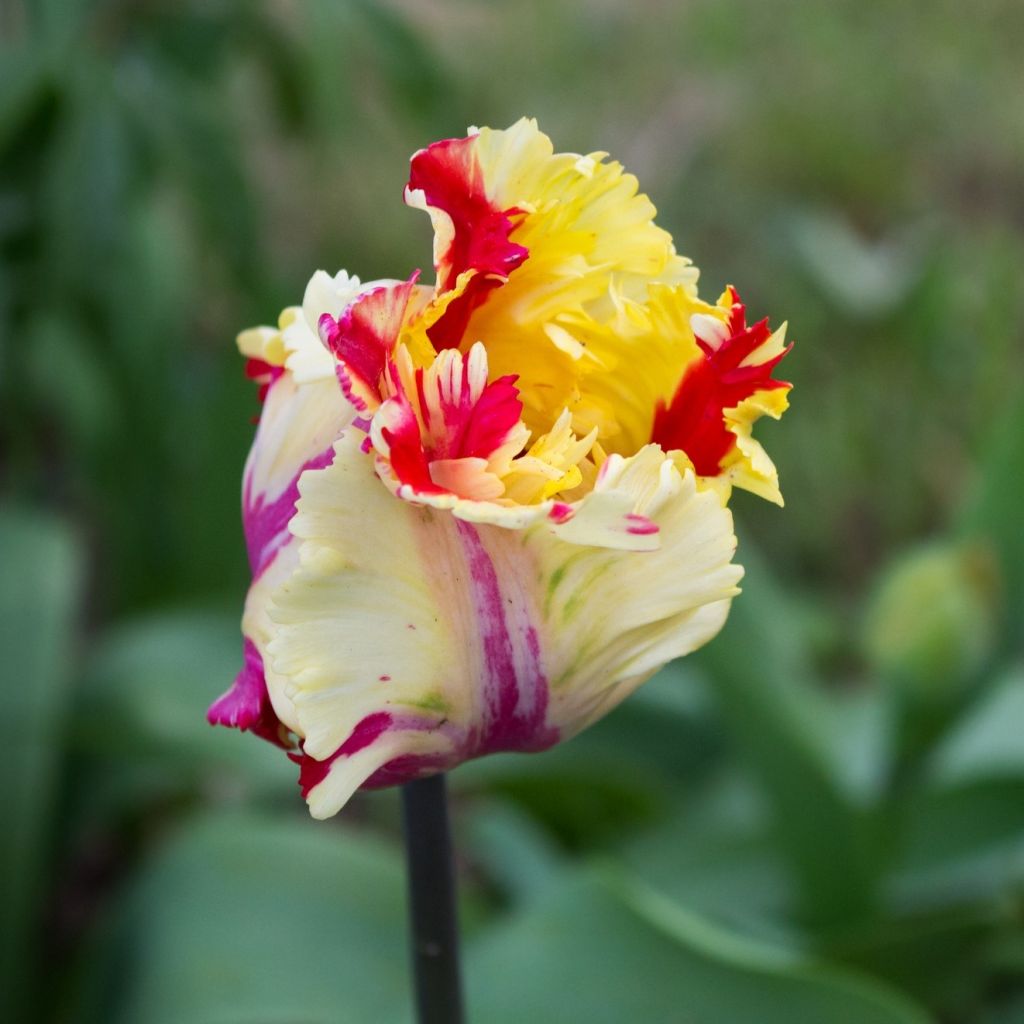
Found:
371,342 -> 529,502
651,287 -> 792,504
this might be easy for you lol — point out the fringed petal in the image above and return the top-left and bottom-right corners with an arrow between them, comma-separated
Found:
266,431 -> 741,817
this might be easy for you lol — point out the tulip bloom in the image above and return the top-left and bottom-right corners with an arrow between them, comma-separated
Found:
208,119 -> 792,818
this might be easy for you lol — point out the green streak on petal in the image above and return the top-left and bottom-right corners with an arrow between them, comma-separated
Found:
402,692 -> 450,714
544,563 -> 568,616
563,559 -> 615,622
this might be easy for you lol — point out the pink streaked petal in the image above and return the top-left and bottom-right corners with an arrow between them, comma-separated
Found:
624,513 -> 659,536
454,372 -> 523,461
289,711 -> 393,798
376,345 -> 527,502
243,446 -> 336,580
548,501 -> 574,525
407,135 -> 528,349
319,275 -> 419,412
377,389 -> 444,497
207,638 -> 293,749
422,347 -> 523,462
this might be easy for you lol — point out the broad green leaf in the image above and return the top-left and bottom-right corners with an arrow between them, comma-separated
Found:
929,668 -> 1024,787
0,508 -> 82,1019
462,799 -> 566,903
819,896 -> 1007,1020
695,548 -> 877,923
77,610 -> 295,807
618,773 -> 798,948
468,866 -> 932,1024
73,811 -> 411,1024
883,669 -> 1024,912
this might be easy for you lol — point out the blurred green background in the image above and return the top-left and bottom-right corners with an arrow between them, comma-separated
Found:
2,1 -> 1023,1021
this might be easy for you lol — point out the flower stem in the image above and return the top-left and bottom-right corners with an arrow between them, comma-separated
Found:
401,773 -> 465,1024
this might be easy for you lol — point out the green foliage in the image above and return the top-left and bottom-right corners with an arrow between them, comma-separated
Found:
0,509 -> 83,1020
2,0 -> 1023,1021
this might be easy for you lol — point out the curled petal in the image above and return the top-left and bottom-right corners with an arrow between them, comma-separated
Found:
501,409 -> 598,504
406,135 -> 529,349
206,636 -> 292,748
242,375 -> 350,579
267,431 -> 741,818
211,273 -> 365,746
284,270 -> 367,383
318,275 -> 421,413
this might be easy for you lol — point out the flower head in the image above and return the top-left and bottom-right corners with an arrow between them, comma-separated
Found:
208,119 -> 793,817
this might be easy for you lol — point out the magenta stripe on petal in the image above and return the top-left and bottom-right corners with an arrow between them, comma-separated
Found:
290,711 -> 393,797
243,447 -> 336,580
456,520 -> 558,755
624,513 -> 659,536
207,638 -> 291,749
289,522 -> 559,799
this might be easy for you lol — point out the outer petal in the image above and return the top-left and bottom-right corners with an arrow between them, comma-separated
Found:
318,275 -> 422,413
208,276 -> 361,743
266,432 -> 741,818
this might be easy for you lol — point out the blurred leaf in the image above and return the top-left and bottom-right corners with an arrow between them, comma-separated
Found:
0,507 -> 82,1019
24,312 -> 119,450
878,673 -> 1024,925
619,772 -> 798,947
0,48 -> 49,155
959,393 -> 1024,649
820,900 -> 1005,1019
788,208 -> 930,318
351,0 -> 447,118
696,549 -> 878,923
120,61 -> 259,284
74,811 -> 411,1024
77,610 -> 295,808
827,686 -> 896,805
462,798 -> 566,904
895,778 -> 1024,909
929,667 -> 1024,787
982,992 -> 1024,1024
467,866 -> 931,1024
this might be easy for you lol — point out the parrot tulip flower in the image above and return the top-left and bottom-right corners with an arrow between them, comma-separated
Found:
208,119 -> 792,818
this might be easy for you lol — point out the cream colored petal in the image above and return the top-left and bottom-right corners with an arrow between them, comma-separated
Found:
266,433 -> 741,817
244,374 -> 353,512
240,537 -> 301,733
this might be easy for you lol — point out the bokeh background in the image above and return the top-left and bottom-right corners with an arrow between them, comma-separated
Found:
3,1 -> 1024,1021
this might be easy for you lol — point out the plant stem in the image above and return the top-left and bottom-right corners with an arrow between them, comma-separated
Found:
401,773 -> 465,1024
